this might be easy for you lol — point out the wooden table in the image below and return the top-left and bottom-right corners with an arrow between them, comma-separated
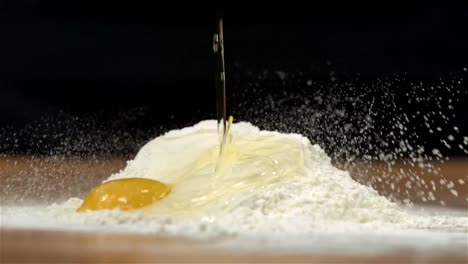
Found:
2,228 -> 466,263
1,156 -> 467,263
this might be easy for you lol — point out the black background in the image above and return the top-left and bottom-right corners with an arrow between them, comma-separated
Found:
0,2 -> 467,157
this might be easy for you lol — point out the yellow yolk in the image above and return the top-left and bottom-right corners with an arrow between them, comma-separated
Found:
77,178 -> 171,212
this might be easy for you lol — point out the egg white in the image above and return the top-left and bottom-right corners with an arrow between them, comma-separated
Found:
107,121 -> 308,218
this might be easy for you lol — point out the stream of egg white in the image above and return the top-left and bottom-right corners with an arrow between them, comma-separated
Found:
143,120 -> 306,220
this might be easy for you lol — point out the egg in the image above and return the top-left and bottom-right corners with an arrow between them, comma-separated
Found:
77,118 -> 306,218
77,178 -> 171,212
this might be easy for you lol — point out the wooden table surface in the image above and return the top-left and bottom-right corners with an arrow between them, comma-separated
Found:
1,228 -> 467,264
1,156 -> 467,263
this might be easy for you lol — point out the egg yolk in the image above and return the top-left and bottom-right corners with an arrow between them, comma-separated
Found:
77,178 -> 171,212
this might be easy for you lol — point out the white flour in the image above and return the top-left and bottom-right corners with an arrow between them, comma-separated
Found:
1,121 -> 467,244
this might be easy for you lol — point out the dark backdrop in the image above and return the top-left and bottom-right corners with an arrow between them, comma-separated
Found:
0,2 -> 467,157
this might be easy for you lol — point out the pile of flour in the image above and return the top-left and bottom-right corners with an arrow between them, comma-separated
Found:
1,121 -> 467,239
